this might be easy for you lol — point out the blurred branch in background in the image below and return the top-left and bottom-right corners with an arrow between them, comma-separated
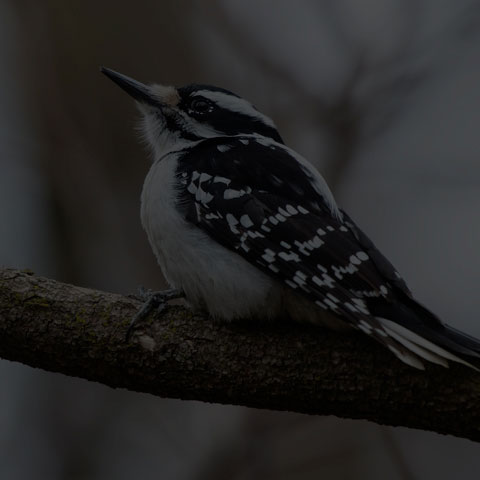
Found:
2,268 -> 480,444
196,0 -> 431,189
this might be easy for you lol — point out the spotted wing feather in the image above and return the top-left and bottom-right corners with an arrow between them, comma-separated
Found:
174,136 -> 480,368
176,139 -> 396,322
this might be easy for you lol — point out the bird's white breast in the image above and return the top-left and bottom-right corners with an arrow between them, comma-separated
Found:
140,153 -> 282,320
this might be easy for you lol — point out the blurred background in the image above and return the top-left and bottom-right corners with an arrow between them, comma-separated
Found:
1,1 -> 480,478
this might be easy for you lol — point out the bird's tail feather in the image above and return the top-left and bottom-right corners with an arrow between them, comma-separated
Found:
443,324 -> 480,354
367,291 -> 480,370
376,317 -> 478,371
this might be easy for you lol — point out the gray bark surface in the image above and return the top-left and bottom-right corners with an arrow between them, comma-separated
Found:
1,268 -> 479,442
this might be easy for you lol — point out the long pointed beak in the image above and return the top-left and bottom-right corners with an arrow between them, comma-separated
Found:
100,67 -> 157,106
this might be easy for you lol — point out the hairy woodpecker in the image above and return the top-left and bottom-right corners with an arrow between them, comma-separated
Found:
102,67 -> 480,370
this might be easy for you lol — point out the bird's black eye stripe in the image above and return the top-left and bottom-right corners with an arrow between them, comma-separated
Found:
189,98 -> 214,115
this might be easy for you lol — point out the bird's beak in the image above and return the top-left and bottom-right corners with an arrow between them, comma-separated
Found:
101,67 -> 158,106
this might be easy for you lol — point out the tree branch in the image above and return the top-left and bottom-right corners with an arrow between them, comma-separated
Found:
1,267 -> 479,441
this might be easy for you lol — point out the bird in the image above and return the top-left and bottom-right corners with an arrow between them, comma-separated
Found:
101,66 -> 480,370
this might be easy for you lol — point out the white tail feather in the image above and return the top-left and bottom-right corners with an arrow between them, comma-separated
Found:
382,325 -> 448,367
377,318 -> 478,371
386,344 -> 425,370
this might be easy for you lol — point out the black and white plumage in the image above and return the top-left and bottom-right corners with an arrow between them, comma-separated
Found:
102,67 -> 480,370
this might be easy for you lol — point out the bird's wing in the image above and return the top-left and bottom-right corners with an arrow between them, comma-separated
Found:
174,136 -> 478,368
176,138 -> 396,320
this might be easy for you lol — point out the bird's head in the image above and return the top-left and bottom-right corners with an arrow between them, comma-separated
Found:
101,67 -> 283,159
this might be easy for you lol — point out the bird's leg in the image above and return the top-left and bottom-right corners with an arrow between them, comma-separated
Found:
126,287 -> 184,340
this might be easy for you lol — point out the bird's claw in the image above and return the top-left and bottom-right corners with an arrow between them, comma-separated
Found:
126,288 -> 183,341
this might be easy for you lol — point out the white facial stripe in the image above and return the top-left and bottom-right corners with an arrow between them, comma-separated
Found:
192,90 -> 276,129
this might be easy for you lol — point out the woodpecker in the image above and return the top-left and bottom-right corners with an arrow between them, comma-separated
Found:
102,67 -> 480,370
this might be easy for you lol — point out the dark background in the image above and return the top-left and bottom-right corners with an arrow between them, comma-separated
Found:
1,1 -> 480,478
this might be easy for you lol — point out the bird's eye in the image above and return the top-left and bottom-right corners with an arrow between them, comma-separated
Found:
190,99 -> 213,114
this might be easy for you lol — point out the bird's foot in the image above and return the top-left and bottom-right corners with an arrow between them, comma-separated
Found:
126,287 -> 184,340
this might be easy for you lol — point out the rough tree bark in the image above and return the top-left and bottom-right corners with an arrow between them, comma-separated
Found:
0,267 -> 479,442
